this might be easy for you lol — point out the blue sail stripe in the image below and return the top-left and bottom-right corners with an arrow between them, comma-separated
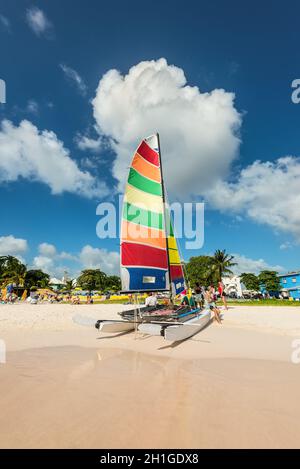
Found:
122,267 -> 168,291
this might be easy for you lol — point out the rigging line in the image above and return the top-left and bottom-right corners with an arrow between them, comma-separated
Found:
157,132 -> 172,300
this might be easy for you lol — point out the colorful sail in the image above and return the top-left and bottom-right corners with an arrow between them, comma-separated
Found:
121,135 -> 170,292
120,134 -> 187,294
165,207 -> 186,295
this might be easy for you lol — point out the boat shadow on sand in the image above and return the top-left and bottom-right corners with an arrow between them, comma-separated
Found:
96,330 -> 134,340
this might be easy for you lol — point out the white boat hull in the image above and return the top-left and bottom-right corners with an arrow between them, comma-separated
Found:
98,321 -> 135,333
164,311 -> 211,342
97,309 -> 211,340
138,323 -> 164,336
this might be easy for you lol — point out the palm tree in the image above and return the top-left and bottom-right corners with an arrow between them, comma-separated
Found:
64,279 -> 75,291
0,255 -> 27,287
212,249 -> 236,282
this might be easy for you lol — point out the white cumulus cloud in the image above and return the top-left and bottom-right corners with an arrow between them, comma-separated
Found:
0,119 -> 108,198
79,245 -> 119,274
0,235 -> 28,256
26,7 -> 53,37
76,134 -> 103,152
33,255 -> 54,271
32,243 -> 119,277
92,58 -> 241,195
89,58 -> 300,241
206,157 -> 300,242
232,253 -> 284,275
38,242 -> 57,258
33,243 -> 77,276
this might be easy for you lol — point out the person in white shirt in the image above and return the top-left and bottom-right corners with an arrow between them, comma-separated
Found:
145,292 -> 157,307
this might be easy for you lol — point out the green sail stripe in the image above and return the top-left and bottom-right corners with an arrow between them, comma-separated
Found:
164,207 -> 175,237
128,168 -> 162,196
166,217 -> 174,237
123,202 -> 164,230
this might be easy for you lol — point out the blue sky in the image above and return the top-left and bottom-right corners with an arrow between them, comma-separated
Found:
1,0 -> 300,278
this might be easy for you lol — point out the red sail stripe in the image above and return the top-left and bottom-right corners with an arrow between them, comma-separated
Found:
170,265 -> 184,280
137,140 -> 159,167
121,242 -> 168,269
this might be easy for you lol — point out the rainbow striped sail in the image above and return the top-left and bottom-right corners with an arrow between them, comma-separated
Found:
120,134 -> 186,295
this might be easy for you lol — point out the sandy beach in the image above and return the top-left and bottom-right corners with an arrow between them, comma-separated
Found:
1,303 -> 300,448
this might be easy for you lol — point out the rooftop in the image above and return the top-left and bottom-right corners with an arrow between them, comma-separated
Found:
279,271 -> 300,278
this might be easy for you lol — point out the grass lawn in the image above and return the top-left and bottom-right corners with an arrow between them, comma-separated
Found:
100,298 -> 300,307
223,299 -> 300,307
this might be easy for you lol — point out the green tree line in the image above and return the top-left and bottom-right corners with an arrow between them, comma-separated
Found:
185,249 -> 237,286
185,250 -> 280,292
1,252 -> 281,294
0,255 -> 121,292
240,271 -> 280,292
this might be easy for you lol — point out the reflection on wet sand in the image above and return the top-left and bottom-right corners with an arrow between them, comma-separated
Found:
1,345 -> 300,448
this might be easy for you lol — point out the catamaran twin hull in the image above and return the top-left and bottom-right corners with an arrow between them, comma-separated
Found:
138,310 -> 211,341
95,308 -> 211,342
95,305 -> 159,333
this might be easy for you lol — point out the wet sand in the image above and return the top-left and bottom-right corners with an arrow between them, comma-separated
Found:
1,304 -> 300,448
1,346 -> 300,448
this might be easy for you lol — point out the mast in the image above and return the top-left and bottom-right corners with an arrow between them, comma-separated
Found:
156,132 -> 173,301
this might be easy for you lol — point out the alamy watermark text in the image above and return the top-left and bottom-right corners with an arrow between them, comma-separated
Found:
0,340 -> 6,364
96,197 -> 205,250
0,78 -> 6,104
291,79 -> 300,104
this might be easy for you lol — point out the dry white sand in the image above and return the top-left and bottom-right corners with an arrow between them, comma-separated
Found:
1,303 -> 300,448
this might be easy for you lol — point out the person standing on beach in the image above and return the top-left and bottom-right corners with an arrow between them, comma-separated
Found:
6,284 -> 14,303
194,282 -> 204,308
204,288 -> 222,324
218,281 -> 228,310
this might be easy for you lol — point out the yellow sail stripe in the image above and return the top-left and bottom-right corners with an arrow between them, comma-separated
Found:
168,248 -> 181,265
167,236 -> 177,250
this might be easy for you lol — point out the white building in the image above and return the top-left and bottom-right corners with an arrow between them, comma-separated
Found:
49,277 -> 66,291
222,275 -> 243,298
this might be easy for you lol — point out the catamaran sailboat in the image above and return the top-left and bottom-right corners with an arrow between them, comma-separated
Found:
95,134 -> 211,341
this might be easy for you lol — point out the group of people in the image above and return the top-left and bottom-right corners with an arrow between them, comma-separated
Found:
0,292 -> 18,304
144,280 -> 228,324
194,282 -> 227,324
26,293 -> 65,304
0,284 -> 18,303
0,290 -> 96,305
